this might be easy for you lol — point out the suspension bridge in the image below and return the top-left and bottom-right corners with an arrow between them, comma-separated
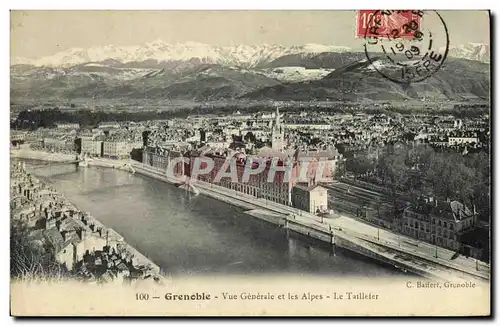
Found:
29,159 -> 84,169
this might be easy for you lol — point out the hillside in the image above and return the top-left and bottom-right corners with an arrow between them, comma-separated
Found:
242,57 -> 490,102
10,42 -> 490,103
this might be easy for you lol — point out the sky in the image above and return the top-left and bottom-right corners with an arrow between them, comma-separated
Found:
11,10 -> 490,59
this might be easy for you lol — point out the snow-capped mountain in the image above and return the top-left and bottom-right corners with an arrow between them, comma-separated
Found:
11,41 -> 352,68
443,43 -> 490,63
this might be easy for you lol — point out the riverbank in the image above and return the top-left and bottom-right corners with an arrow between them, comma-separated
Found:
15,150 -> 489,282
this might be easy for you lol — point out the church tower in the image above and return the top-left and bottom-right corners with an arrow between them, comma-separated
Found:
271,106 -> 285,151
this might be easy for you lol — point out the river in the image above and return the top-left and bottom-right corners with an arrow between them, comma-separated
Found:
26,161 -> 405,278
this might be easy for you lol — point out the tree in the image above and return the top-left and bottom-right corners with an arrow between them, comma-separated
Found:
334,159 -> 346,179
376,150 -> 409,194
346,154 -> 376,177
244,131 -> 257,143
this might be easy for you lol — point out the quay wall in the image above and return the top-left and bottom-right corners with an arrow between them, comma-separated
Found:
82,212 -> 161,275
121,242 -> 161,275
333,235 -> 436,280
286,218 -> 333,244
245,210 -> 286,226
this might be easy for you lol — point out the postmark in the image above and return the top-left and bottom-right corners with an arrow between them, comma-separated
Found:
361,10 -> 449,84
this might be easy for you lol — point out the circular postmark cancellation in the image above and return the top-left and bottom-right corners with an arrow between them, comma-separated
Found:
363,10 -> 450,84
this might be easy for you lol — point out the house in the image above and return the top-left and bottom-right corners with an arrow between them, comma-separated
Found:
116,262 -> 131,278
291,183 -> 328,214
81,139 -> 103,157
103,141 -> 130,159
448,136 -> 479,146
43,218 -> 107,271
401,198 -> 478,253
55,123 -> 80,130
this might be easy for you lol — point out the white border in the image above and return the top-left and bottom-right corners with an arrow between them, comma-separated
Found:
4,1 -> 499,10
2,1 -> 497,325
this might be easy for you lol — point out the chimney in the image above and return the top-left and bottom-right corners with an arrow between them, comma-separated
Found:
79,228 -> 87,240
56,220 -> 62,232
63,231 -> 72,242
45,218 -> 55,230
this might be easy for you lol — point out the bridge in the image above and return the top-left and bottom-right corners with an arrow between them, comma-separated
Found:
29,159 -> 84,169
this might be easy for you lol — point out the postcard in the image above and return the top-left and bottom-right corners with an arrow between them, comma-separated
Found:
10,10 -> 491,316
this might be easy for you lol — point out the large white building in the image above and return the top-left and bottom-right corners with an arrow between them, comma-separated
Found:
102,140 -> 142,159
81,139 -> 103,157
103,141 -> 130,159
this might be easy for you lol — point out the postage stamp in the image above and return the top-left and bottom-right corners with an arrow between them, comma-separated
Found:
362,10 -> 450,84
356,10 -> 422,39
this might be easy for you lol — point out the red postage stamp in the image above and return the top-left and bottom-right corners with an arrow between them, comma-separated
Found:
356,10 -> 422,39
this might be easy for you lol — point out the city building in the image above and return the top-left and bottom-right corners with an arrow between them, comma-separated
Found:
10,131 -> 26,144
81,139 -> 103,157
187,151 -> 294,206
142,146 -> 170,170
291,183 -> 329,214
43,138 -> 75,153
98,122 -> 121,129
55,123 -> 80,130
401,198 -> 478,255
103,141 -> 131,159
448,136 -> 480,146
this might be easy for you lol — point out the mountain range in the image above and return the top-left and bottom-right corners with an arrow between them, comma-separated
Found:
12,41 -> 354,68
10,41 -> 490,103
